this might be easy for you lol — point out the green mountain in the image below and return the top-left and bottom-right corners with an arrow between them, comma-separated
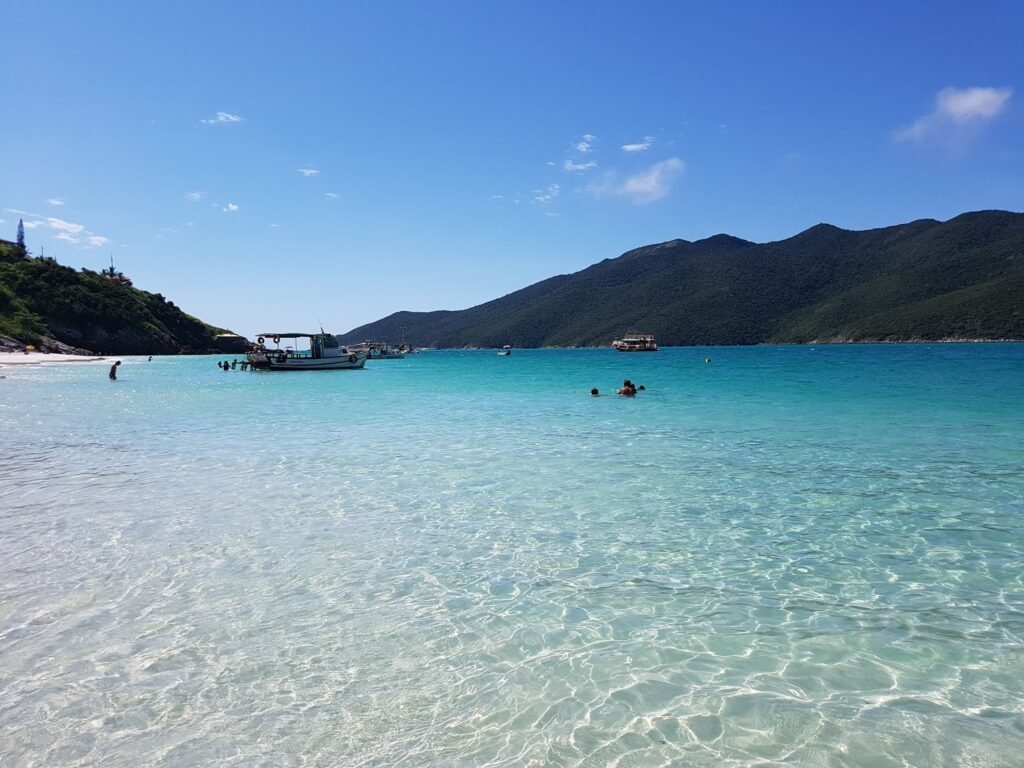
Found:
338,210 -> 1024,347
0,242 -> 232,354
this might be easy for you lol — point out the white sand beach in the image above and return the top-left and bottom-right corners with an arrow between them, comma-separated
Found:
0,351 -> 108,367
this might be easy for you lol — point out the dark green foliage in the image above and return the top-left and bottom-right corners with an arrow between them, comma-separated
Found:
0,251 -> 230,353
338,210 -> 1024,347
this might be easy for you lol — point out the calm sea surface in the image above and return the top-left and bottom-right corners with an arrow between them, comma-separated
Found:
1,344 -> 1023,767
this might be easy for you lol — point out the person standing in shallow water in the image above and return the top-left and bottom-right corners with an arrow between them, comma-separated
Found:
108,360 -> 121,380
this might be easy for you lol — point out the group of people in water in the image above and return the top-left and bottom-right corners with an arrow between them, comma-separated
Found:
217,359 -> 251,371
591,379 -> 645,397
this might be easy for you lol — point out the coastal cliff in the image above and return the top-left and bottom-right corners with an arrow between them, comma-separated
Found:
0,241 -> 233,355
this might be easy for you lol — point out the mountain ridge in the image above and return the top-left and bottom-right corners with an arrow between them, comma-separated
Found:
338,210 -> 1024,348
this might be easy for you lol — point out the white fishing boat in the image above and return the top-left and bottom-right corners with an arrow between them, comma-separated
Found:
611,333 -> 658,352
497,345 -> 512,356
247,333 -> 368,370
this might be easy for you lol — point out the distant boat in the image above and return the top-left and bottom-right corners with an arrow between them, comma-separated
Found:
248,333 -> 368,370
611,333 -> 658,352
497,345 -> 512,356
341,340 -> 406,359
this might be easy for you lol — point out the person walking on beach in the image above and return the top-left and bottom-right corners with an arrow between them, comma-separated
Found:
109,360 -> 121,380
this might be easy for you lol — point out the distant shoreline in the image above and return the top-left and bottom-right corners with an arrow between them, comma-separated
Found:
0,351 -> 108,368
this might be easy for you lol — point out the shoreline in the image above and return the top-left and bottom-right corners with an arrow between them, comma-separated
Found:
0,351 -> 109,368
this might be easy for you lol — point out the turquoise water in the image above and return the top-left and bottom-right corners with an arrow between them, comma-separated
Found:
1,344 -> 1023,767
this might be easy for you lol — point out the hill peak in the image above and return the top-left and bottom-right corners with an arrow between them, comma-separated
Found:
693,233 -> 754,249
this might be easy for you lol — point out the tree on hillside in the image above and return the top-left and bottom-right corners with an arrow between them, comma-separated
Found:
16,219 -> 25,251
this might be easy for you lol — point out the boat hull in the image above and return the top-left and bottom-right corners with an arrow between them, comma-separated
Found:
248,352 -> 368,371
267,357 -> 366,370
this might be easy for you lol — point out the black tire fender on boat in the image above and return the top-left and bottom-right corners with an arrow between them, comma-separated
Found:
349,354 -> 358,363
257,336 -> 265,344
272,335 -> 281,344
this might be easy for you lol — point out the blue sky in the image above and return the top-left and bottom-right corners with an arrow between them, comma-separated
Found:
2,1 -> 1021,338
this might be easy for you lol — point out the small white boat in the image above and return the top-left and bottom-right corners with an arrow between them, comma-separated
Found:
612,333 -> 658,352
248,333 -> 368,370
497,345 -> 512,356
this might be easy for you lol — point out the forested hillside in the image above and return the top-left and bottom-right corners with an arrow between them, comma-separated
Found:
338,210 -> 1024,347
0,242 -> 230,354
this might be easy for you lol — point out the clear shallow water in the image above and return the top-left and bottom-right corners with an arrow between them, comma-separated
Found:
1,344 -> 1022,767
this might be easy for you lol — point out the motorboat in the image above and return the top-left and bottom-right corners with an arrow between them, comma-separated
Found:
611,333 -> 658,352
339,340 -> 406,359
497,345 -> 512,356
248,333 -> 368,370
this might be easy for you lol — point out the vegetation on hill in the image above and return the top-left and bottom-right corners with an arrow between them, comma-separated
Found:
0,241 -> 230,354
338,210 -> 1024,347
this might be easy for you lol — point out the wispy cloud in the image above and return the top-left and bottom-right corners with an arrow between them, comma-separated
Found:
15,215 -> 111,247
47,198 -> 65,206
564,159 -> 597,173
325,192 -> 339,198
298,168 -> 320,177
622,136 -> 655,153
562,133 -> 599,173
223,203 -> 240,213
47,218 -> 85,235
589,157 -> 685,205
574,134 -> 596,154
896,86 -> 1012,143
201,111 -> 245,125
531,184 -> 560,207
184,191 -> 205,202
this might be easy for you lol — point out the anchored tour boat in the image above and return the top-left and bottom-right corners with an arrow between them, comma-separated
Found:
247,333 -> 368,371
611,333 -> 659,352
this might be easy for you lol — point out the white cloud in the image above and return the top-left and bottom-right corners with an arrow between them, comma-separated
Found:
589,157 -> 685,205
531,184 -> 560,207
563,134 -> 599,172
47,217 -> 85,235
18,215 -> 111,247
896,86 -> 1012,142
201,111 -> 245,125
564,159 -> 597,173
185,191 -> 205,202
622,136 -> 655,153
574,134 -> 596,153
270,223 -> 279,228
47,198 -> 65,206
298,168 -> 319,177
325,192 -> 339,198
223,203 -> 240,213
